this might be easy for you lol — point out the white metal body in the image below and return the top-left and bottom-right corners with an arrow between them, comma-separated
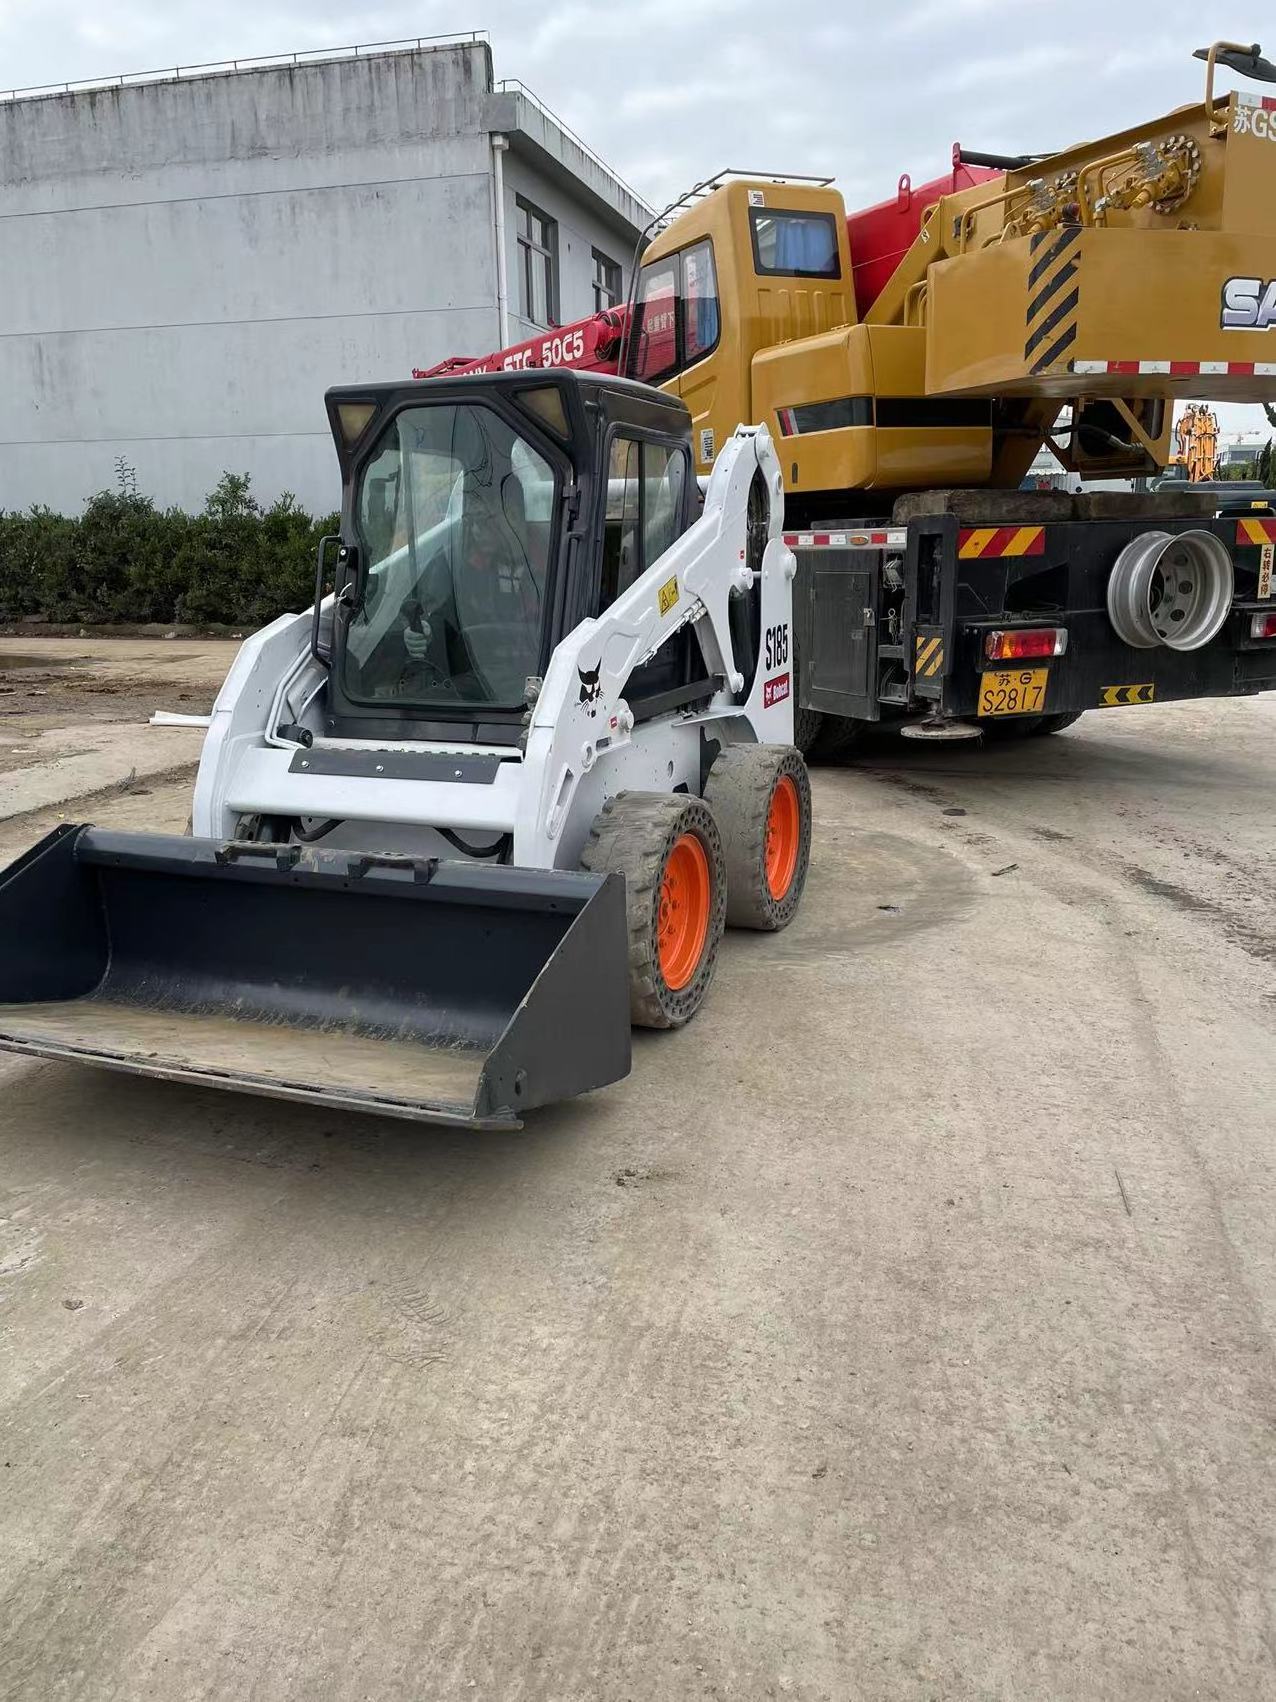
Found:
192,423 -> 796,869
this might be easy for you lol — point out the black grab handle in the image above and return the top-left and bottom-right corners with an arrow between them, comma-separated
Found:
347,852 -> 439,883
214,841 -> 302,870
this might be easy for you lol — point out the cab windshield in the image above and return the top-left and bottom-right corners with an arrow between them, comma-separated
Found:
343,403 -> 558,712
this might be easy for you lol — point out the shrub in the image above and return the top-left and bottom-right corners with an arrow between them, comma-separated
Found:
0,472 -> 338,628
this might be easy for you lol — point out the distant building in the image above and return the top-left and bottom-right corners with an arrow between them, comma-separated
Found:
0,37 -> 652,513
1216,431 -> 1270,470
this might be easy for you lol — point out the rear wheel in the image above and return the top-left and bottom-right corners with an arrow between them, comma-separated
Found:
796,707 -> 866,763
581,793 -> 726,1029
815,714 -> 866,758
984,710 -> 1085,739
704,744 -> 812,930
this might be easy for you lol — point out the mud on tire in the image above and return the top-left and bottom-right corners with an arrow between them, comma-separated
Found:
581,793 -> 727,1030
704,744 -> 812,930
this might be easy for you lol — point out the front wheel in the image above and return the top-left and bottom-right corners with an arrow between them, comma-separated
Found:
581,793 -> 726,1029
704,744 -> 812,930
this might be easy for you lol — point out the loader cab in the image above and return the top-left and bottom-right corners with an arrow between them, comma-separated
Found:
321,370 -> 698,745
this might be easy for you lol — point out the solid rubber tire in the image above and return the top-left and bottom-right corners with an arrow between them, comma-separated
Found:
580,793 -> 726,1029
703,744 -> 813,930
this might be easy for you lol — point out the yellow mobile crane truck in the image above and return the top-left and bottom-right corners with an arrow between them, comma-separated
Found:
432,40 -> 1276,747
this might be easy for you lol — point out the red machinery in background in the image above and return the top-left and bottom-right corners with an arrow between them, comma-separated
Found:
414,305 -> 631,380
845,147 -> 1002,315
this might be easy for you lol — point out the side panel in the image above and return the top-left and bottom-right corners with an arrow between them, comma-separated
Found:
793,546 -> 880,721
926,228 -> 1276,403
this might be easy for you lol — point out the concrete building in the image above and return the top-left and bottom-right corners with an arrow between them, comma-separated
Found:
0,37 -> 651,513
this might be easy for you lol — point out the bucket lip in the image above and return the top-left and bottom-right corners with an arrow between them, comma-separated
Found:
73,828 -> 616,915
0,1027 -> 522,1130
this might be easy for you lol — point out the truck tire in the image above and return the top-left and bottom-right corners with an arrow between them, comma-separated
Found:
794,704 -> 824,756
704,744 -> 812,930
985,710 -> 1085,740
796,707 -> 866,763
581,793 -> 726,1029
1031,711 -> 1085,736
815,714 -> 866,758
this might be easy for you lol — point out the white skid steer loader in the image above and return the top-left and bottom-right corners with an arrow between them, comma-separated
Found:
0,372 -> 811,1127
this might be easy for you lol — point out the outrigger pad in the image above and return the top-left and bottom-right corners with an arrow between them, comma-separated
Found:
0,827 -> 632,1128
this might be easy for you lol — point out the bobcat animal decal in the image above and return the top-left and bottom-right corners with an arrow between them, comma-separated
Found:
577,661 -> 602,716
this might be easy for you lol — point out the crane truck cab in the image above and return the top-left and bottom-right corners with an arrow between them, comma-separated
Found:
629,176 -> 999,516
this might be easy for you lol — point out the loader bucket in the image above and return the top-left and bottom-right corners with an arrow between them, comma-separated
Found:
0,826 -> 631,1128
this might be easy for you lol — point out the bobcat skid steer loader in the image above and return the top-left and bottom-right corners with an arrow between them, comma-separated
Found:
0,372 -> 811,1128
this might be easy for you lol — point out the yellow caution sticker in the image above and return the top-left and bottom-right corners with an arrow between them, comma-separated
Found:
914,633 -> 944,677
658,575 -> 680,616
1099,683 -> 1155,707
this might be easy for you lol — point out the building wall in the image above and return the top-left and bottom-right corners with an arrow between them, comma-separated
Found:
0,45 -> 503,514
501,150 -> 637,343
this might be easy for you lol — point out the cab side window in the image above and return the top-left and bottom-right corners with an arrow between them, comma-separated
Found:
632,242 -> 720,383
601,438 -> 641,606
599,438 -> 690,611
682,241 -> 720,366
633,265 -> 678,385
643,443 -> 686,568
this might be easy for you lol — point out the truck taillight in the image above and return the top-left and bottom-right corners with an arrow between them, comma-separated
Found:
984,628 -> 1068,661
1250,613 -> 1276,639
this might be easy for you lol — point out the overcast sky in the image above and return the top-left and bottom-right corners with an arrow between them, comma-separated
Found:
2,0 -> 1273,438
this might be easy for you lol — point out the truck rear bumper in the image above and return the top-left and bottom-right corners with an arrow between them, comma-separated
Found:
928,512 -> 1276,720
792,506 -> 1276,726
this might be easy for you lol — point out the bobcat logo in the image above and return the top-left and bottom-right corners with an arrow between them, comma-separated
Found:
577,662 -> 602,716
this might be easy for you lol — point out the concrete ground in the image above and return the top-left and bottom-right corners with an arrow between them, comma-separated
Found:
1,636 -> 1275,1700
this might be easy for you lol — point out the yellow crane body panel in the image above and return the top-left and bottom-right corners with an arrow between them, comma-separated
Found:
925,228 -> 1276,401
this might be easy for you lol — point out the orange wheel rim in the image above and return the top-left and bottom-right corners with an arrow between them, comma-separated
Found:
658,832 -> 711,990
765,774 -> 801,901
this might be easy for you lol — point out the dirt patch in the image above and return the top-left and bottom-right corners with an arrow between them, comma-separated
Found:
0,638 -> 234,736
0,653 -> 89,671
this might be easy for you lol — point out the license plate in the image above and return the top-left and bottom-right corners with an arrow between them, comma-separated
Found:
977,668 -> 1048,717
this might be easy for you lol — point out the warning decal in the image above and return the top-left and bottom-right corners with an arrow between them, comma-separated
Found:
1099,683 -> 1155,707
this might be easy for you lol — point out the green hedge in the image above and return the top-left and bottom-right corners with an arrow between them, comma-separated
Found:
0,472 -> 339,628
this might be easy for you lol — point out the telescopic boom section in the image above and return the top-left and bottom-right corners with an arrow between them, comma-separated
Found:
413,305 -> 630,380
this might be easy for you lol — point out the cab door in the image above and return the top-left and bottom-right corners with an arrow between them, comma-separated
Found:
676,240 -> 722,477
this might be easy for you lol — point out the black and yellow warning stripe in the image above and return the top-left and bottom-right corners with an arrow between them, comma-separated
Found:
1023,226 -> 1081,375
1099,683 -> 1154,707
914,633 -> 944,678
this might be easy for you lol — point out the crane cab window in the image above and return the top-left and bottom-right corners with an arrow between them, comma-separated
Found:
600,437 -> 689,609
683,242 -> 720,364
631,240 -> 720,383
749,209 -> 840,278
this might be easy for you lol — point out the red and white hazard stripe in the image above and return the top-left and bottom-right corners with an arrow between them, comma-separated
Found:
782,529 -> 907,550
1071,360 -> 1276,377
